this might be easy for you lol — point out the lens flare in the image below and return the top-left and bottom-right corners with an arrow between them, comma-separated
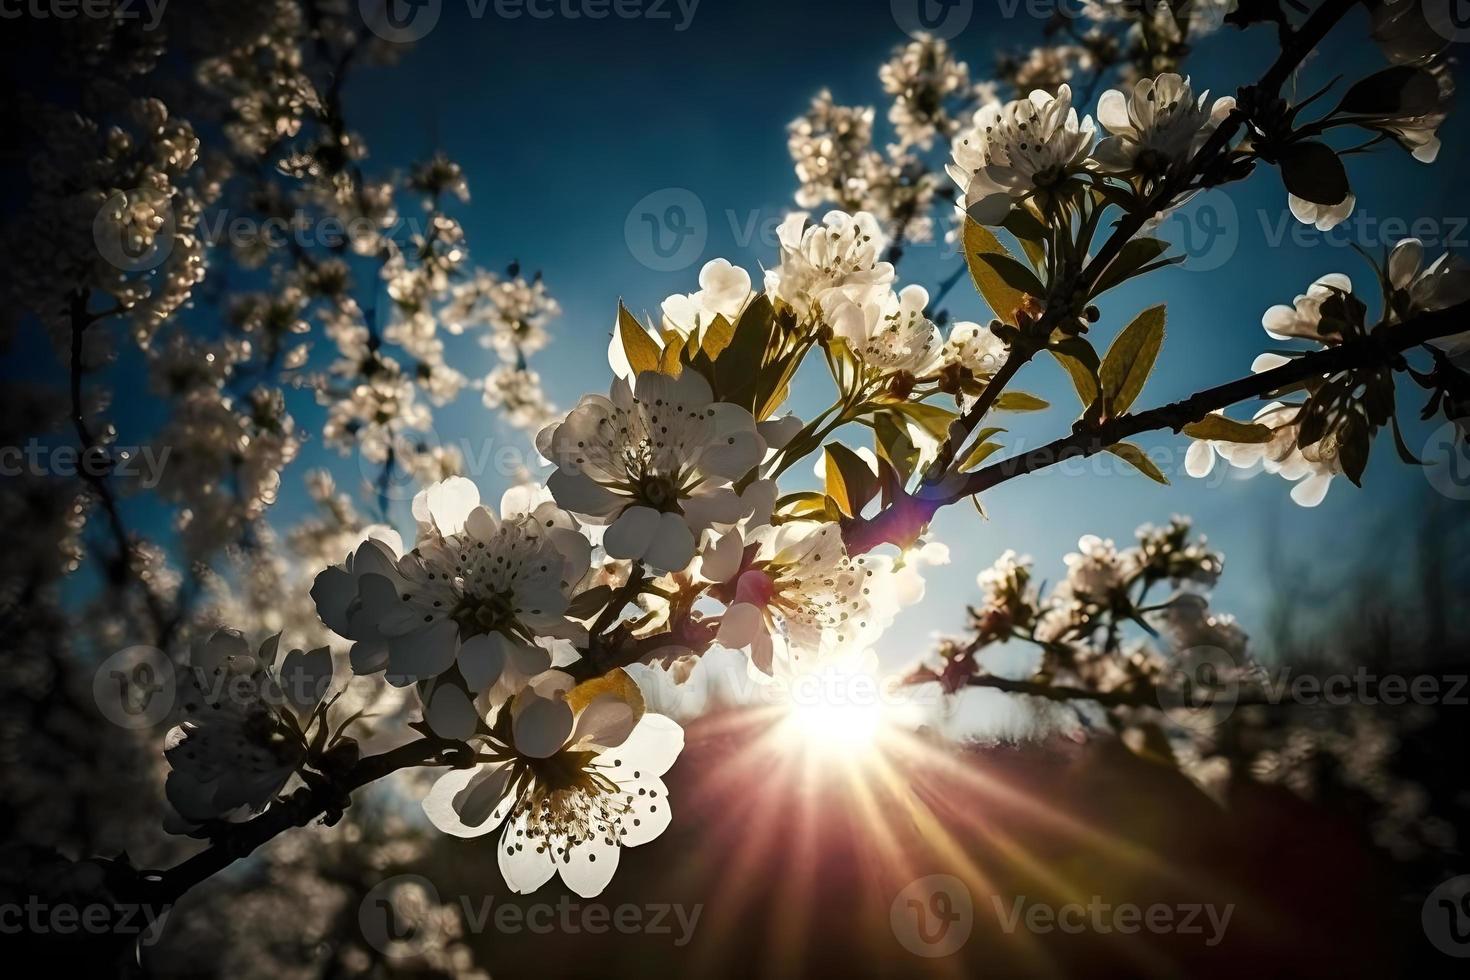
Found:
782,695 -> 885,750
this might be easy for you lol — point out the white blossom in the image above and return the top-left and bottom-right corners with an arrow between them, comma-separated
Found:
310,478 -> 591,698
422,670 -> 682,898
949,85 -> 1096,225
763,210 -> 895,323
540,371 -> 766,573
1092,74 -> 1235,177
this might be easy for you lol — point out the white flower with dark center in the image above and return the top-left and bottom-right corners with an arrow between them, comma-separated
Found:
1092,74 -> 1235,177
832,284 -> 944,376
1261,273 -> 1353,342
311,478 -> 590,697
539,371 -> 766,573
164,629 -> 333,833
948,85 -> 1095,225
944,320 -> 1008,379
704,522 -> 884,674
763,210 -> 895,322
422,670 -> 682,898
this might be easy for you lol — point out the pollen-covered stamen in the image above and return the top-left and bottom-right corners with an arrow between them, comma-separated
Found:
502,752 -> 640,863
399,520 -> 567,636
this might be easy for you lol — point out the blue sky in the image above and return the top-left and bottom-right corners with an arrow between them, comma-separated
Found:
29,0 -> 1470,665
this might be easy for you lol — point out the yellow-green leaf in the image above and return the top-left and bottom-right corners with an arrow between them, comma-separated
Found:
1050,350 -> 1099,408
700,314 -> 736,361
618,303 -> 663,376
959,440 -> 1005,471
1182,414 -> 1273,444
893,401 -> 960,440
964,219 -> 1030,325
993,391 -> 1050,412
1105,443 -> 1170,484
1099,304 -> 1165,415
824,443 -> 879,518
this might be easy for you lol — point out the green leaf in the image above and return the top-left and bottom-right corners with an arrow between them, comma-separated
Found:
823,444 -> 879,518
959,440 -> 1005,471
964,219 -> 1030,324
1338,65 -> 1440,117
713,295 -> 776,411
1182,414 -> 1273,443
892,401 -> 960,440
1002,207 -> 1048,269
1278,141 -> 1350,207
993,391 -> 1050,412
974,252 -> 1046,303
618,303 -> 663,376
1099,304 -> 1166,415
774,491 -> 842,522
1105,443 -> 1171,484
659,329 -> 685,376
1090,237 -> 1175,297
872,411 -> 920,485
1049,340 -> 1101,409
700,313 -> 736,361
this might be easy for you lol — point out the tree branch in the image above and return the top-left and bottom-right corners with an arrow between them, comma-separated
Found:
844,299 -> 1470,554
141,736 -> 472,906
920,0 -> 1359,498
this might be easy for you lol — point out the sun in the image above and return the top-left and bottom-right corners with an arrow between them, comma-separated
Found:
782,696 -> 886,751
